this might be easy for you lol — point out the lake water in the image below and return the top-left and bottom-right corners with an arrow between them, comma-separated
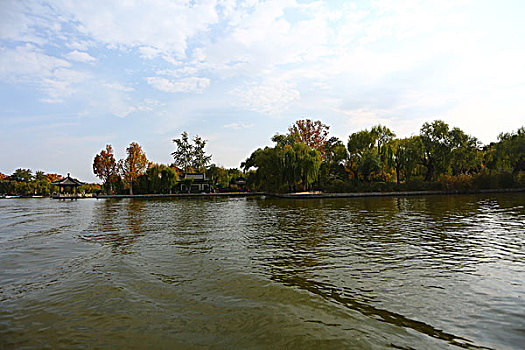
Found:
0,194 -> 524,349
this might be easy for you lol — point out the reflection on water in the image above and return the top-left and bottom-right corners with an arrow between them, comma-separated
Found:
84,199 -> 146,253
0,194 -> 524,349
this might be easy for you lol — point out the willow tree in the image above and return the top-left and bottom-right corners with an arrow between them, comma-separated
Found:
243,134 -> 322,192
419,120 -> 451,181
120,142 -> 149,195
388,137 -> 421,183
93,145 -> 118,193
495,127 -> 525,175
347,128 -> 379,180
448,127 -> 480,175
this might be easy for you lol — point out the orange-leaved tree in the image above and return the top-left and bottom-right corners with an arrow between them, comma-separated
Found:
119,142 -> 149,195
45,173 -> 63,183
93,145 -> 118,193
288,119 -> 330,158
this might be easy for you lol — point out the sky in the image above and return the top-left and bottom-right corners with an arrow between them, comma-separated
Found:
1,0 -> 524,182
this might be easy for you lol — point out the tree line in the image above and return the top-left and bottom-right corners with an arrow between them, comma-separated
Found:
0,170 -> 100,196
92,133 -> 244,195
242,119 -> 524,193
3,119 -> 522,196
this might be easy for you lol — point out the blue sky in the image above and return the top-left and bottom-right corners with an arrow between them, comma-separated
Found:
1,0 -> 524,182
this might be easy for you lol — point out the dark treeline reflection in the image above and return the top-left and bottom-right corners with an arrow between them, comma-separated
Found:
85,199 -> 146,253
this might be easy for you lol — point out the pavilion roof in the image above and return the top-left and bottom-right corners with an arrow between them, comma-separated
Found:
51,173 -> 84,186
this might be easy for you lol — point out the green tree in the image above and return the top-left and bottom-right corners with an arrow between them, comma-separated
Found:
11,168 -> 33,182
161,167 -> 178,194
347,128 -> 380,180
358,149 -> 381,182
448,127 -> 480,175
172,132 -> 212,172
35,171 -> 47,182
145,163 -> 164,193
495,127 -> 525,175
419,120 -> 451,181
243,134 -> 321,192
172,132 -> 194,172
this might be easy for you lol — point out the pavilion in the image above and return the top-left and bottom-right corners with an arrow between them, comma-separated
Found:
51,173 -> 84,197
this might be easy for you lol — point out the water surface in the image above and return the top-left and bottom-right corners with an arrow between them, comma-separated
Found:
1,194 -> 524,349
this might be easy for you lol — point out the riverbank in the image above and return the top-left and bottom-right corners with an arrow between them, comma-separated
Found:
95,192 -> 265,199
268,187 -> 525,199
90,187 -> 525,199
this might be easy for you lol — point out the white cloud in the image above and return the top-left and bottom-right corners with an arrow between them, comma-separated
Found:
66,50 -> 97,63
146,76 -> 210,94
0,45 -> 88,101
230,79 -> 300,115
223,122 -> 254,130
103,82 -> 135,92
55,0 -> 220,59
0,44 -> 70,78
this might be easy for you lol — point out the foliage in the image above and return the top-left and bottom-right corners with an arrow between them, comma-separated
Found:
243,135 -> 322,192
495,127 -> 525,174
288,119 -> 330,157
389,137 -> 420,183
93,144 -> 118,193
347,125 -> 395,181
172,132 -> 212,172
11,168 -> 33,182
119,142 -> 149,195
134,163 -> 179,194
45,173 -> 63,183
419,120 -> 452,181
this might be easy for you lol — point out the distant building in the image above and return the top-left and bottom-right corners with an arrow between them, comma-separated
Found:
178,173 -> 211,193
235,176 -> 247,191
51,173 -> 84,197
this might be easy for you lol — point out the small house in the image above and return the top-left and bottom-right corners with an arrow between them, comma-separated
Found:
178,173 -> 211,193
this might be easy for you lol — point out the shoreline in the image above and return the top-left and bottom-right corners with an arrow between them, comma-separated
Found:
266,187 -> 525,199
95,192 -> 265,199
86,187 -> 525,199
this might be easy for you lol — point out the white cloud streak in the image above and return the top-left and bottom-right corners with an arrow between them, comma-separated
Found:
146,76 -> 210,94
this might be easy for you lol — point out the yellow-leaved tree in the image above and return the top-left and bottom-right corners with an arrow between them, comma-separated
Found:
119,142 -> 149,195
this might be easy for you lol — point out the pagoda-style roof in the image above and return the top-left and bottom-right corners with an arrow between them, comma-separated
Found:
51,173 -> 84,187
236,176 -> 246,185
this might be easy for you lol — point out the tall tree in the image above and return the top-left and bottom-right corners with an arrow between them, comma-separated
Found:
288,119 -> 330,157
120,142 -> 149,195
419,120 -> 451,181
161,167 -> 178,194
172,132 -> 194,172
495,127 -> 525,175
347,128 -> 379,180
389,137 -> 421,183
11,168 -> 33,182
448,127 -> 480,175
34,171 -> 47,182
371,124 -> 396,155
172,132 -> 211,172
93,145 -> 118,193
192,135 -> 212,172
